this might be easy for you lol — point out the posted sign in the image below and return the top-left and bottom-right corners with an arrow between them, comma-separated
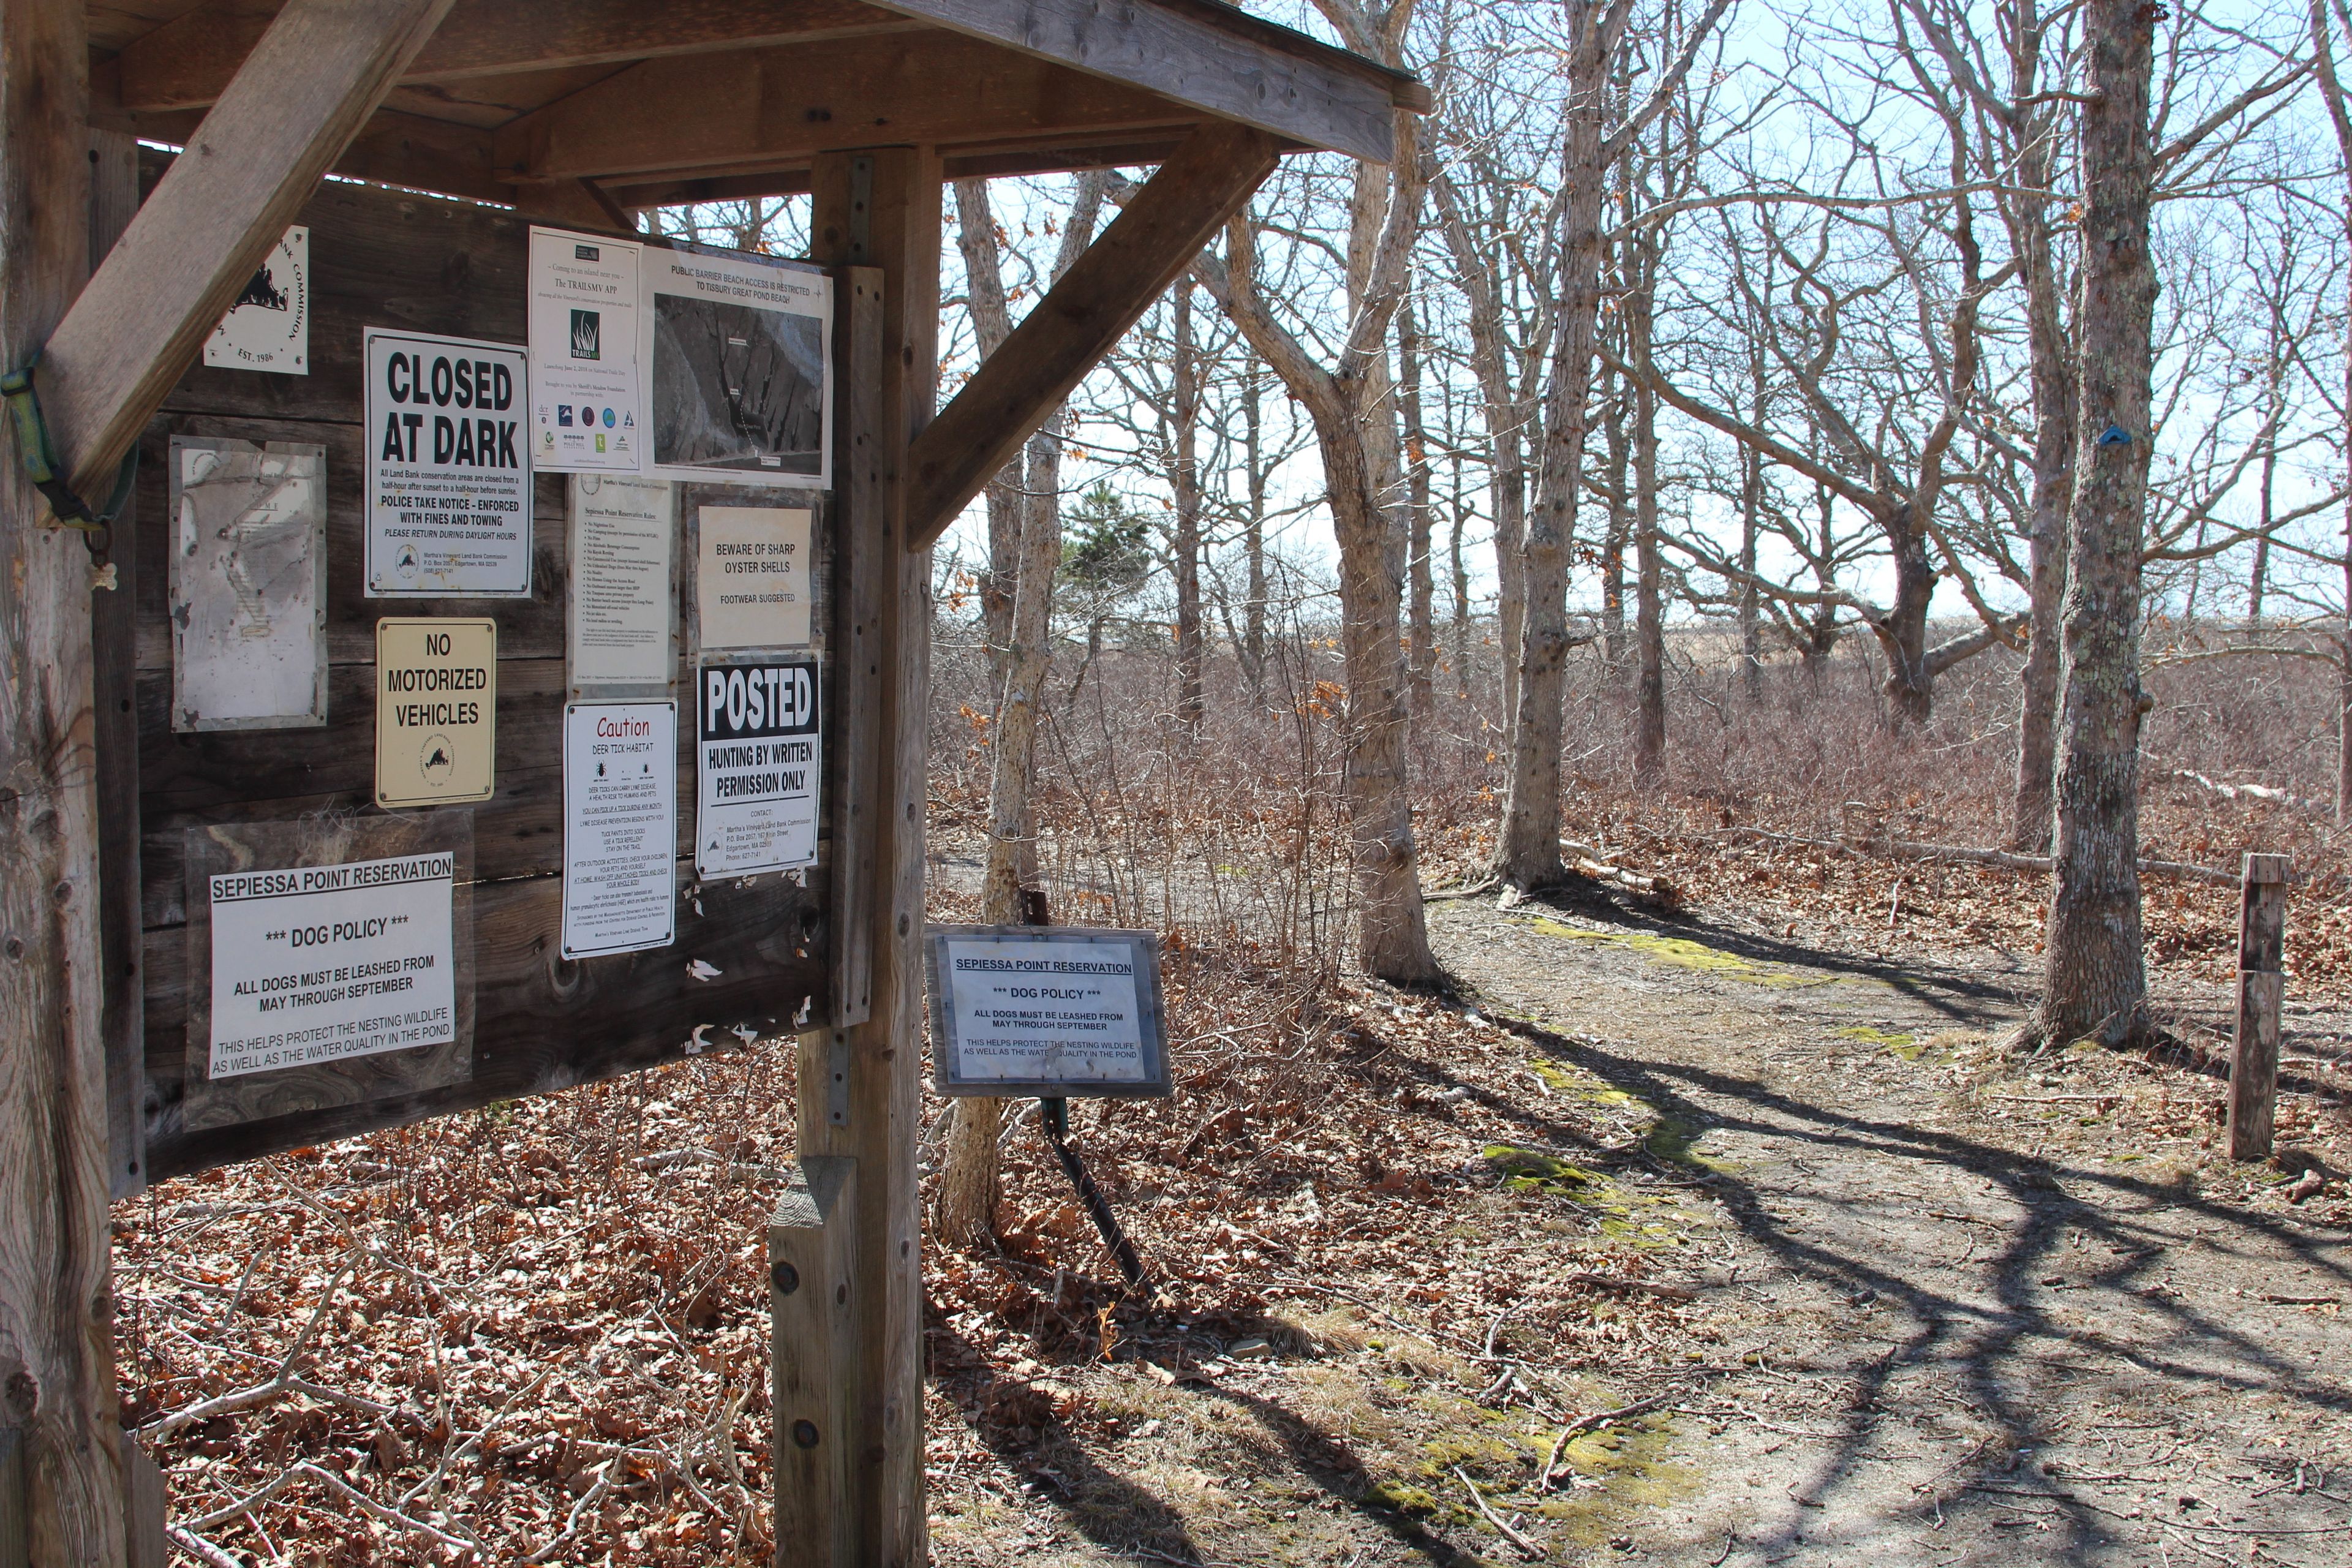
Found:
206,851 -> 456,1079
376,618 -> 497,807
695,658 -> 820,877
365,328 -> 532,597
925,925 -> 1169,1098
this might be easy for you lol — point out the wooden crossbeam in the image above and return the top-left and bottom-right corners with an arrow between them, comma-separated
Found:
859,0 -> 1407,160
41,0 -> 457,496
111,0 -> 916,111
902,119 -> 1278,550
603,135 -> 1196,211
494,31 -> 1192,184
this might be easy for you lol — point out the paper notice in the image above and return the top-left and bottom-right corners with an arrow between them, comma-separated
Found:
644,249 -> 831,488
562,701 -> 678,959
206,851 -> 456,1078
365,328 -> 533,597
694,658 -> 820,878
569,474 -> 674,690
168,435 -> 326,731
530,228 -> 644,473
696,505 -> 810,650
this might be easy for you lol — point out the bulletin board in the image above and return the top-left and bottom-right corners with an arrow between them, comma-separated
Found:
119,154 -> 854,1181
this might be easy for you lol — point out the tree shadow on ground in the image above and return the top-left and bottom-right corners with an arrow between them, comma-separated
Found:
1468,989 -> 2351,1562
925,1314 -> 1487,1566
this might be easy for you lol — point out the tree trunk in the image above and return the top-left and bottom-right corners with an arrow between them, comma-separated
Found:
1327,434 -> 1442,984
1873,505 -> 1938,724
1601,358 -> 1630,668
935,173 -> 1105,1245
1496,0 -> 1616,888
1172,284 -> 1204,733
1242,359 -> 1268,698
1738,444 -> 1762,699
2038,0 -> 2156,1047
2006,47 -> 2073,850
952,179 -> 1021,672
1400,282 -> 1435,719
1637,362 -> 1675,790
1449,442 -> 1472,699
0,7 -> 128,1561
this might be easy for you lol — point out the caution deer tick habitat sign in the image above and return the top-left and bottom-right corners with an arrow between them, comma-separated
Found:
376,619 -> 497,807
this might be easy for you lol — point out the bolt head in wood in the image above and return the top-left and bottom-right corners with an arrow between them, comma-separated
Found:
772,1260 -> 801,1295
792,1419 -> 821,1449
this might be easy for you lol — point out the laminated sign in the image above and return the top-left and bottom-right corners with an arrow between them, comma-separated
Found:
365,328 -> 532,597
695,658 -> 820,877
376,619 -> 497,807
206,852 -> 456,1079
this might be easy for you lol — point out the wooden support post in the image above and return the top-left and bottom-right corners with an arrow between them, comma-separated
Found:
798,146 -> 941,1567
2228,852 -> 2291,1161
0,4 -> 127,1566
88,126 -> 146,1207
34,0 -> 457,496
901,120 -> 1276,548
769,1156 -> 857,1566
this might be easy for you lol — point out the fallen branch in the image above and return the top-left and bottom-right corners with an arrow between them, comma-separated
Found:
1453,1465 -> 1544,1558
1562,842 -> 1679,905
1721,826 -> 2239,886
2165,768 -> 2328,815
1538,1392 -> 1679,1488
1564,1270 -> 1698,1302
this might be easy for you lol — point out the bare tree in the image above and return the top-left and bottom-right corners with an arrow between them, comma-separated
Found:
935,172 -> 1109,1244
1198,0 -> 1441,984
2035,0 -> 2157,1048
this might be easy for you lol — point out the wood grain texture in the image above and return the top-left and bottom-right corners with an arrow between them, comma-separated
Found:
2228,853 -> 2291,1161
903,121 -> 1274,549
121,167 -> 843,1177
0,5 -> 126,1562
40,0 -> 458,498
857,0 -> 1401,160
92,127 -> 149,1204
827,270 -> 883,1030
495,31 -> 1189,183
799,145 -> 937,1567
115,0 -> 914,110
769,1155 -> 856,1566
178,814 -> 477,1132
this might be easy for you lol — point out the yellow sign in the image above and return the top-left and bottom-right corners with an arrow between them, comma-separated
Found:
375,618 -> 497,808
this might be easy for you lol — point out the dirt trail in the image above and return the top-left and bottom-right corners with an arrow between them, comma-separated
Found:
1427,894 -> 2352,1567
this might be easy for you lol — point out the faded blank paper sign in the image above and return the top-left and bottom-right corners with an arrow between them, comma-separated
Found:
170,436 -> 327,732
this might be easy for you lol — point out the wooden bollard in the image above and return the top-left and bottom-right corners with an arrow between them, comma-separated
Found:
2227,853 -> 2291,1161
769,1156 -> 857,1567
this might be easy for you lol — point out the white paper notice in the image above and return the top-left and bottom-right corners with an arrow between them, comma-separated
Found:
695,659 -> 820,878
563,702 -> 678,959
205,226 -> 308,374
207,853 -> 456,1079
530,228 -> 644,473
365,329 -> 533,597
645,251 -> 831,488
168,437 -> 326,732
941,937 -> 1149,1085
696,505 -> 810,649
569,475 -> 674,689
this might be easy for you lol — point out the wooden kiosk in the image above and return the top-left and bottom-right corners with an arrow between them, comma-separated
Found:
0,1 -> 1418,1561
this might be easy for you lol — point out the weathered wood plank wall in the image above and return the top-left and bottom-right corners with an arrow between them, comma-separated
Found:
130,154 -> 837,1178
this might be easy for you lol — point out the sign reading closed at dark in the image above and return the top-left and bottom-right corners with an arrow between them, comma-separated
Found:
364,328 -> 532,597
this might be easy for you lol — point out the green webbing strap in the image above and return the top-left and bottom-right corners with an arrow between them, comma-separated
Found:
0,356 -> 137,550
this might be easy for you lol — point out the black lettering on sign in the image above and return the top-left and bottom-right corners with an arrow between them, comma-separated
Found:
699,659 -> 818,744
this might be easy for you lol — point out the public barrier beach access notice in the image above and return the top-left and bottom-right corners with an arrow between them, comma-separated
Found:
208,852 -> 456,1079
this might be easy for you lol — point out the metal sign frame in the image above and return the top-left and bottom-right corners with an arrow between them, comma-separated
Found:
924,923 -> 1171,1098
